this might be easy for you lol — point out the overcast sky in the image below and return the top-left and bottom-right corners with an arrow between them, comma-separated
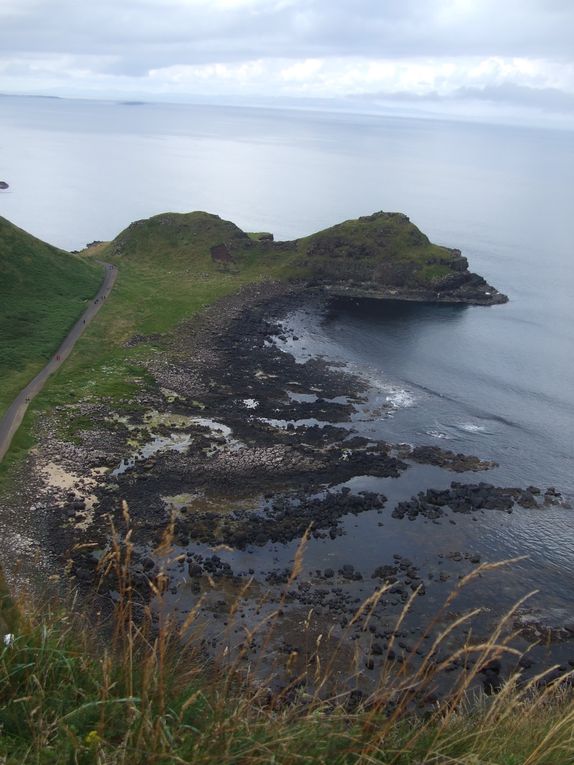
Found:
1,0 -> 573,127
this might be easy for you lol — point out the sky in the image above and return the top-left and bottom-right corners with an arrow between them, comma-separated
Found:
0,0 -> 573,127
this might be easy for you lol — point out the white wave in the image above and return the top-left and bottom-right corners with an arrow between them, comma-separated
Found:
458,421 -> 487,433
385,387 -> 416,409
426,429 -> 451,440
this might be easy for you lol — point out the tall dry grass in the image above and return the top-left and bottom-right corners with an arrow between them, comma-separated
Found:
0,507 -> 572,764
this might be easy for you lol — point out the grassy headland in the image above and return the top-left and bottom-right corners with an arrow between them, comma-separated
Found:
0,209 -> 505,475
298,211 -> 465,289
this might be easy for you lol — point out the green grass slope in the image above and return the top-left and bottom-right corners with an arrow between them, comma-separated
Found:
0,215 -> 102,416
108,210 -> 296,276
110,211 -> 249,260
0,211 -> 296,467
99,211 -> 297,339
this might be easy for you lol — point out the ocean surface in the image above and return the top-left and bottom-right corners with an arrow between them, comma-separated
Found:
1,95 -> 574,625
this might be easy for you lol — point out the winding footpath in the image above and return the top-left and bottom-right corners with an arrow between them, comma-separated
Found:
0,262 -> 118,463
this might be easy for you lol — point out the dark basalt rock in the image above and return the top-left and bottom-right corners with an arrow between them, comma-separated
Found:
398,444 -> 497,472
171,489 -> 387,550
391,481 -> 567,522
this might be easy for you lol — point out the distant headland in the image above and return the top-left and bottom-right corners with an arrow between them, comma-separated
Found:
109,209 -> 508,306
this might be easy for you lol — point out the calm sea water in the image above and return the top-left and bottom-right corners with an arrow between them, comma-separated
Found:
2,96 -> 574,622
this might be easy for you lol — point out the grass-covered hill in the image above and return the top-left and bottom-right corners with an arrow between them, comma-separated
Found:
0,215 -> 101,415
299,211 -> 465,287
110,211 -> 250,262
0,208 -> 503,470
296,211 -> 505,302
107,210 -> 299,278
107,210 -> 506,304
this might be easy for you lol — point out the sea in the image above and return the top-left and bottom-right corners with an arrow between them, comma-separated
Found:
1,95 -> 574,631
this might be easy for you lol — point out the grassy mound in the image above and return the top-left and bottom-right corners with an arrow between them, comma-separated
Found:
110,211 -> 249,263
108,210 -> 298,277
297,211 -> 465,288
0,216 -> 101,415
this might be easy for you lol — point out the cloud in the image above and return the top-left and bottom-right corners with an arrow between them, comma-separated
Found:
2,0 -> 574,63
0,0 -> 573,127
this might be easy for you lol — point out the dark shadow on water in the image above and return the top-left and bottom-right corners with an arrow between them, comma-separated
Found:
324,297 -> 469,327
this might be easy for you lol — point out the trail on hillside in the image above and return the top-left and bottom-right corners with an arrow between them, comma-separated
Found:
0,261 -> 118,462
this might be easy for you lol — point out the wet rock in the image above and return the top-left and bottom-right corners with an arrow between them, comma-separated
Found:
406,445 -> 497,472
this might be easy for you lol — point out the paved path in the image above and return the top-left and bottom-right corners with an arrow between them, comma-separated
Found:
0,262 -> 118,463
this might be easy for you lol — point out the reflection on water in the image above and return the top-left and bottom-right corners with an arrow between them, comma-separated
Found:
111,432 -> 193,476
264,294 -> 574,630
278,297 -> 574,494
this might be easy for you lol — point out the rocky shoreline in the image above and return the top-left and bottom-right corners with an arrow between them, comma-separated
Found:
1,282 -> 572,697
323,279 -> 508,306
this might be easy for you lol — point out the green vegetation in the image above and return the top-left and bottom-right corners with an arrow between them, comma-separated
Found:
0,209 -> 487,479
247,231 -> 274,241
0,212 -> 297,477
296,211 -> 467,289
0,213 -> 567,762
0,534 -> 572,764
0,215 -> 102,417
31,212 -> 299,404
107,210 -> 467,293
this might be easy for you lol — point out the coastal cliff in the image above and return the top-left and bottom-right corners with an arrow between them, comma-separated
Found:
107,210 -> 507,305
299,211 -> 507,305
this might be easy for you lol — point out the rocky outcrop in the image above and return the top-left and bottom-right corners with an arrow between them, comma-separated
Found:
322,277 -> 507,306
298,212 -> 507,305
210,243 -> 235,264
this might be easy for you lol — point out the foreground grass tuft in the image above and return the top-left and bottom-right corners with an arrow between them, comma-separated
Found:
1,600 -> 573,764
0,524 -> 573,765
